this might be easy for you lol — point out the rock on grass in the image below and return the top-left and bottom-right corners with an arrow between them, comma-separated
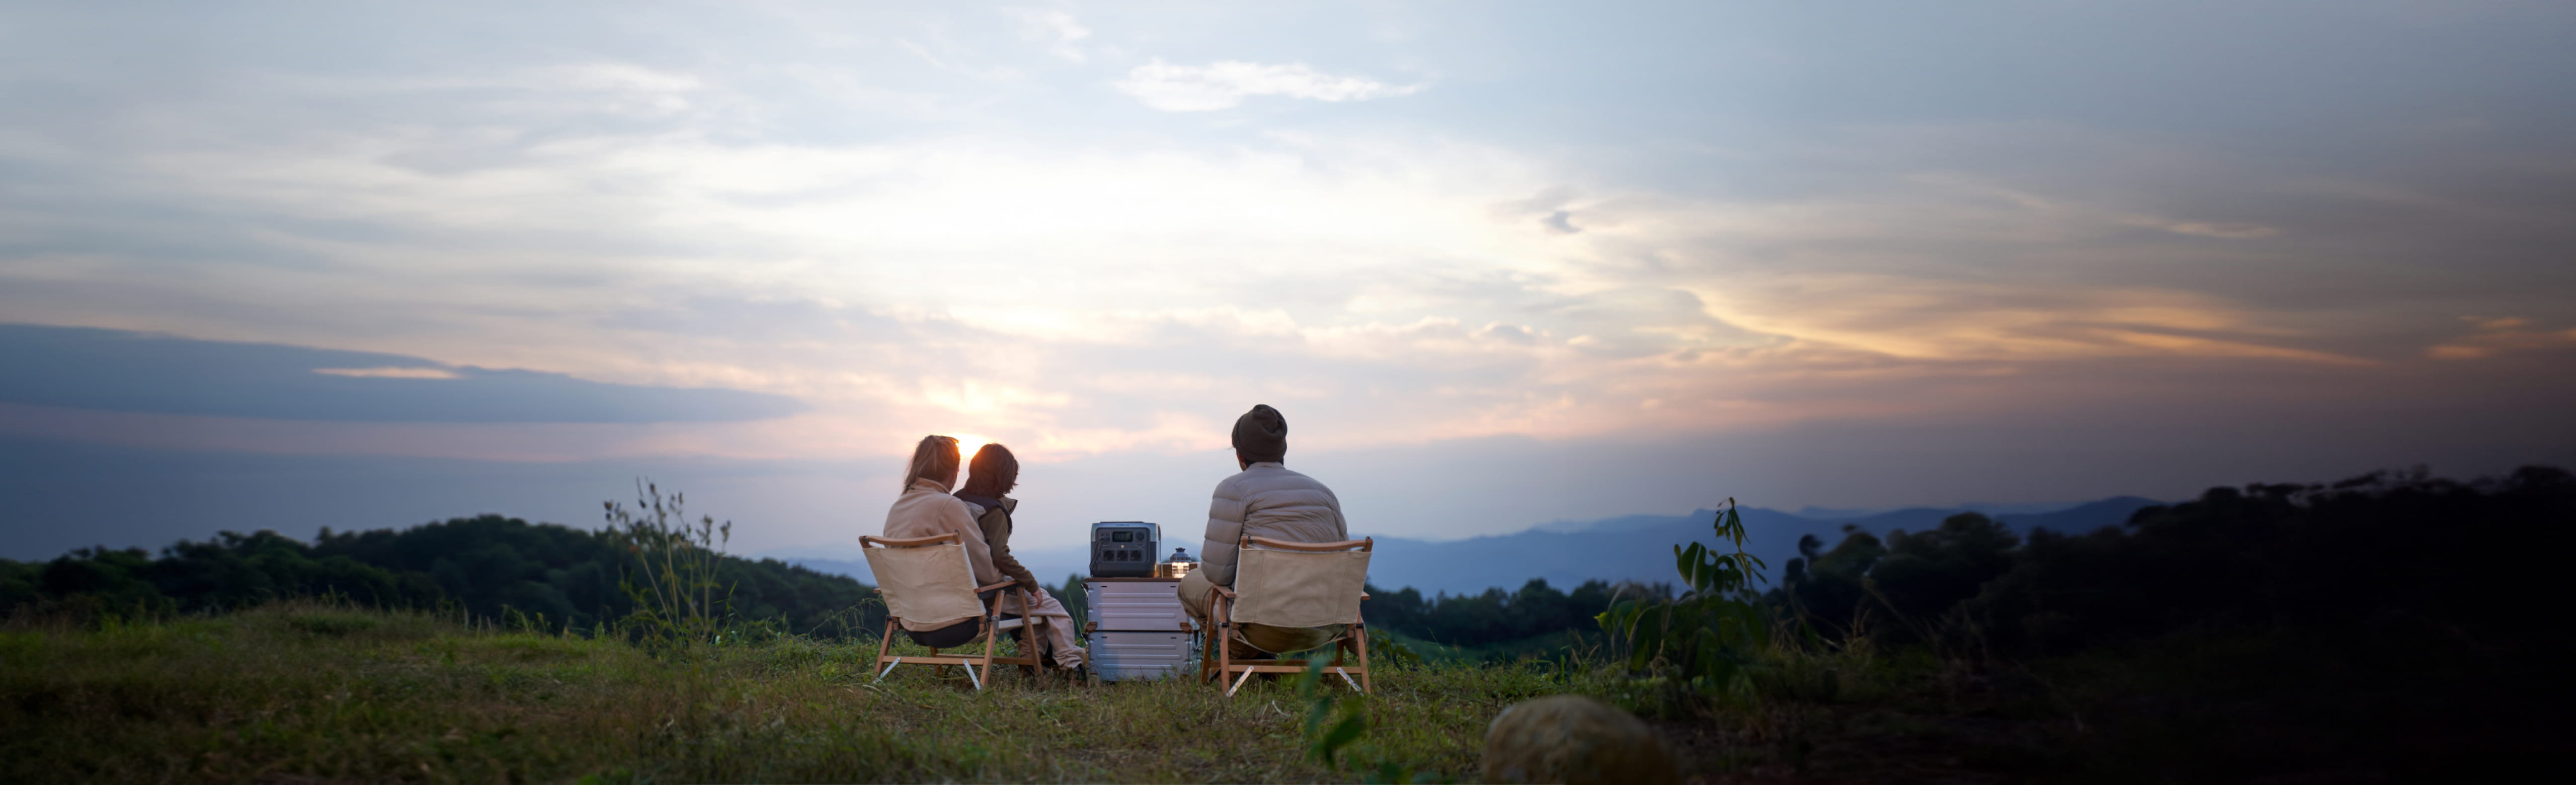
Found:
1482,694 -> 1679,784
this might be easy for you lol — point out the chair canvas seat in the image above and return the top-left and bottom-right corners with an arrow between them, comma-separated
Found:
1202,536 -> 1375,696
865,541 -> 985,630
862,533 -> 1049,689
1232,545 -> 1369,630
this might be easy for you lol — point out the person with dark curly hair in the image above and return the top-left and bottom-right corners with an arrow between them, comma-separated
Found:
954,442 -> 1086,670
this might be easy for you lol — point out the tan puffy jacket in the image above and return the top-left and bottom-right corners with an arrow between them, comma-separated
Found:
1197,462 -> 1348,586
881,477 -> 1002,589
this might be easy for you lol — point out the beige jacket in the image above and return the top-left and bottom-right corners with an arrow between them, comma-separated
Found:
881,477 -> 1002,589
1198,462 -> 1348,586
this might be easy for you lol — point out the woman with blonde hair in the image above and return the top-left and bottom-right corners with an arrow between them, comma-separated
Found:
882,435 -> 996,581
879,435 -> 1001,647
878,435 -> 1084,670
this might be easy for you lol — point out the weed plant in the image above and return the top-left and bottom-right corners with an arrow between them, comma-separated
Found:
602,482 -> 740,652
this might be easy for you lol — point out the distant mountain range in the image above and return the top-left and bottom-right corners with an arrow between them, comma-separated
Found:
782,497 -> 2162,596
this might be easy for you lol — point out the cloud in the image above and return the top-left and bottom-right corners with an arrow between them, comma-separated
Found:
2427,317 -> 2576,360
0,4 -> 2568,476
0,325 -> 804,423
0,0 -> 2571,565
2154,221 -> 2280,240
0,114 -> 2492,462
1115,59 -> 1421,111
313,366 -> 463,379
1006,7 -> 1091,62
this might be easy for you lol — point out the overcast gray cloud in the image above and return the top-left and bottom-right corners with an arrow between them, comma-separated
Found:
0,324 -> 803,422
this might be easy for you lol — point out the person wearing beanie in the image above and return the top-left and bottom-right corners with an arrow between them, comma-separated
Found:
1179,404 -> 1352,656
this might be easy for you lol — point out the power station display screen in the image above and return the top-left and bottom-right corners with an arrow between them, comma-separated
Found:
1112,531 -> 1134,542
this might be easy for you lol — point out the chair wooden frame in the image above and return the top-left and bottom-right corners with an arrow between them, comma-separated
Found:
1198,535 -> 1374,697
862,532 -> 1049,690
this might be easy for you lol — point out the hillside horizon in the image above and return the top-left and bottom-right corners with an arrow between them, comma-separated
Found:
9,492 -> 2158,599
777,495 -> 2161,596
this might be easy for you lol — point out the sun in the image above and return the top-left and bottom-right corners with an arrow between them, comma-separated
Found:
950,433 -> 991,462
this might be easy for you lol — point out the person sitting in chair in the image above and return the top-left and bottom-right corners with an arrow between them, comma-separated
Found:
1178,404 -> 1350,657
952,442 -> 1087,671
879,435 -> 1019,649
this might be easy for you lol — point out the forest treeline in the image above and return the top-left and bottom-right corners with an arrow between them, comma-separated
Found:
5,465 -> 2568,657
1358,464 -> 2573,657
0,515 -> 888,637
0,506 -> 1632,650
1362,578 -> 1634,653
1776,464 -> 2573,655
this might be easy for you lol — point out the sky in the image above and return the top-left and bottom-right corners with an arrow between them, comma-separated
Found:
3,1 -> 2573,562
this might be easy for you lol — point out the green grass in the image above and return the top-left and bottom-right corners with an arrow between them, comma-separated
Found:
0,603 -> 1571,783
7,603 -> 2529,782
0,601 -> 2068,783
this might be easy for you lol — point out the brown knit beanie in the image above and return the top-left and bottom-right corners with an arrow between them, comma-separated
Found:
1231,404 -> 1287,463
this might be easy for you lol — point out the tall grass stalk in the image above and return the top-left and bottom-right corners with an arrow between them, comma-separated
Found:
602,481 -> 735,650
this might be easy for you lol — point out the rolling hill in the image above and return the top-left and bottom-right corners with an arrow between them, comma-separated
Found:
787,497 -> 2161,596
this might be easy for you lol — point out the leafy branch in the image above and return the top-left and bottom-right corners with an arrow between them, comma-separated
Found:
1595,498 -> 1770,697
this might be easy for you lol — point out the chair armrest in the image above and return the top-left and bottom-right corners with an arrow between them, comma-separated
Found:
861,533 -> 963,548
1242,535 -> 1374,553
1211,584 -> 1237,598
975,579 -> 1021,593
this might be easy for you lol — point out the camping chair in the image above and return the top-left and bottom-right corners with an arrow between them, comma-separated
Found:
1199,535 -> 1374,697
861,532 -> 1045,690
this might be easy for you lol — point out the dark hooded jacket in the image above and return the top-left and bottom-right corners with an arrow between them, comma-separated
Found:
953,491 -> 1040,591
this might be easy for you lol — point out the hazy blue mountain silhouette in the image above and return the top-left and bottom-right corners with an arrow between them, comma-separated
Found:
791,497 -> 2161,595
1360,497 -> 2161,595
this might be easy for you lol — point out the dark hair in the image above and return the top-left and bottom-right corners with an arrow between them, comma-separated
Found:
960,443 -> 1019,497
1231,404 -> 1287,463
903,435 -> 960,491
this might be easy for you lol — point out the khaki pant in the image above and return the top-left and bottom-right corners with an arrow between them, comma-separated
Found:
1006,589 -> 1088,669
1179,570 -> 1343,656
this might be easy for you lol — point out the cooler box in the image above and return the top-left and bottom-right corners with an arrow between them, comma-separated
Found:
1086,630 -> 1193,682
1083,578 -> 1192,632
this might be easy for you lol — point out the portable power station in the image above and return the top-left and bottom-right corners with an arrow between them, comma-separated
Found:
1088,521 -> 1160,578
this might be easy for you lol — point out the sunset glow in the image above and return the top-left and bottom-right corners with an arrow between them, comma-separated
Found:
0,1 -> 2567,559
950,434 -> 992,468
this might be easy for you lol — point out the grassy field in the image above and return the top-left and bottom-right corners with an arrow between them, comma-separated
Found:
5,601 -> 2537,783
0,603 -> 1573,783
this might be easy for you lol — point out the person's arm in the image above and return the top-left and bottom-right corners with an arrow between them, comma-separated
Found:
1200,477 -> 1249,586
978,505 -> 1041,592
940,498 -> 1004,587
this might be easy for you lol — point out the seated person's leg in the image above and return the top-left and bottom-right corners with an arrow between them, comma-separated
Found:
1021,590 -> 1088,668
905,616 -> 984,649
1178,569 -> 1216,626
